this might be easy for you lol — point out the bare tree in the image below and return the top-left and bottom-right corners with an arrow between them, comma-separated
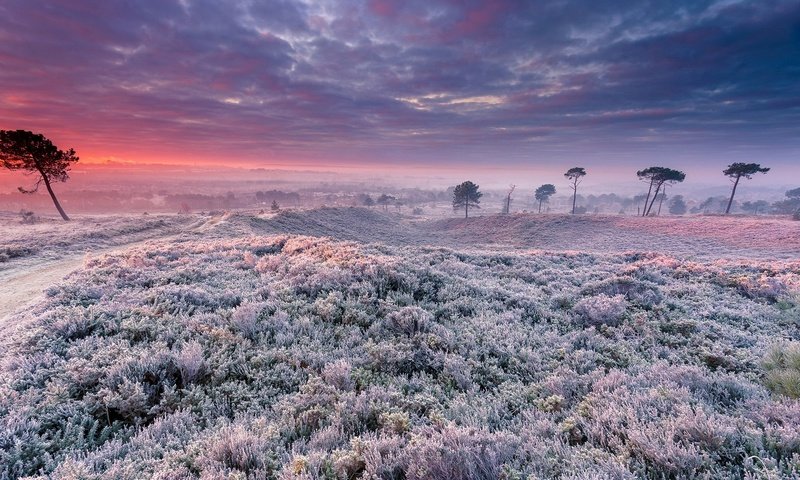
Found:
564,167 -> 586,214
0,130 -> 79,221
502,184 -> 516,214
723,163 -> 770,214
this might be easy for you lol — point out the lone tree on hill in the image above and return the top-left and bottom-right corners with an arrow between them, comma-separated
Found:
452,181 -> 482,218
0,130 -> 78,221
723,163 -> 770,214
564,167 -> 586,214
534,184 -> 556,213
636,166 -> 686,216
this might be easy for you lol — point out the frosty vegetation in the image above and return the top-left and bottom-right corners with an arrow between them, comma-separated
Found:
0,213 -> 194,266
1,232 -> 799,479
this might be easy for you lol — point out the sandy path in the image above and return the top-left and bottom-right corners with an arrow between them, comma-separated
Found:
0,235 -> 178,344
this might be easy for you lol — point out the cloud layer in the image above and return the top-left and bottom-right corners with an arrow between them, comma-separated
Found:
1,0 -> 798,167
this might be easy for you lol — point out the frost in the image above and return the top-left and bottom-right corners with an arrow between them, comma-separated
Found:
1,232 -> 799,478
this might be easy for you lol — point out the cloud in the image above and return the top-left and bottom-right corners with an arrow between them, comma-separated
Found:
0,0 -> 798,167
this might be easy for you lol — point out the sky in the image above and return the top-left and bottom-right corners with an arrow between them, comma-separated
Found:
1,0 -> 799,179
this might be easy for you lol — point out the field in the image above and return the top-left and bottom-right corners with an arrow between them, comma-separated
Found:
1,209 -> 799,479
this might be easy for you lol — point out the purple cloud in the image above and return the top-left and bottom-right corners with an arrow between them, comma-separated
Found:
0,0 -> 798,168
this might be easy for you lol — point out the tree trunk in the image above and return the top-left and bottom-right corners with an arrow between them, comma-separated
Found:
642,179 -> 655,217
571,183 -> 577,214
725,176 -> 740,214
645,182 -> 662,216
465,202 -> 468,219
538,199 -> 542,214
41,173 -> 70,221
657,187 -> 666,216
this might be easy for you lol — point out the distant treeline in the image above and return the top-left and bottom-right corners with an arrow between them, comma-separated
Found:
0,190 -> 304,214
4,187 -> 799,217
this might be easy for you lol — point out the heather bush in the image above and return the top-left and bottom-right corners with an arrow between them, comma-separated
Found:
1,235 -> 798,479
572,294 -> 627,327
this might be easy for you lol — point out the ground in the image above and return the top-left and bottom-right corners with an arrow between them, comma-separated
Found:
0,209 -> 798,479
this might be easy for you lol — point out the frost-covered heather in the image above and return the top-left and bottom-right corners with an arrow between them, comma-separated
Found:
1,236 -> 799,479
432,213 -> 800,260
0,213 -> 195,267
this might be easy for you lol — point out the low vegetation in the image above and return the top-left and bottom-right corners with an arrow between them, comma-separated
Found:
1,234 -> 798,478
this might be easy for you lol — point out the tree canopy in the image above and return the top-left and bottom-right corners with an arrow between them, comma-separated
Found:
0,129 -> 78,220
668,195 -> 687,215
723,163 -> 771,180
376,194 -> 396,211
534,184 -> 556,213
452,181 -> 482,218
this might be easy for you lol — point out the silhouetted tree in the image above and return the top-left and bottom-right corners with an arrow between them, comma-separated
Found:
0,130 -> 78,220
376,194 -> 395,211
502,184 -> 516,214
636,167 -> 686,216
740,200 -> 768,215
668,195 -> 687,215
773,187 -> 800,215
534,184 -> 556,213
656,192 -> 668,216
362,195 -> 375,207
564,167 -> 586,214
452,181 -> 482,218
271,200 -> 280,211
723,163 -> 769,214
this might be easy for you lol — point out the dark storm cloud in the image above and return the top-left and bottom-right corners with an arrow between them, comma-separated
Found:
0,0 -> 798,165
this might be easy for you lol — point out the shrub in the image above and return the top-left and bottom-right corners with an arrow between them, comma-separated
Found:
572,294 -> 627,327
402,426 -> 519,480
322,359 -> 354,391
383,306 -> 432,336
19,209 -> 38,224
762,342 -> 800,398
198,423 -> 278,478
174,341 -> 206,386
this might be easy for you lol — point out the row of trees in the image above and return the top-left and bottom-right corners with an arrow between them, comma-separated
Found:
558,163 -> 772,217
0,130 -> 789,221
451,181 -> 557,218
452,162 -> 775,218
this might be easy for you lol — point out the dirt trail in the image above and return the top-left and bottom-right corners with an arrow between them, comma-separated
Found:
0,235 -> 178,343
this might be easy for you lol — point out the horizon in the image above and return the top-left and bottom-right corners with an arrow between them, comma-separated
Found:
1,0 -> 799,176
